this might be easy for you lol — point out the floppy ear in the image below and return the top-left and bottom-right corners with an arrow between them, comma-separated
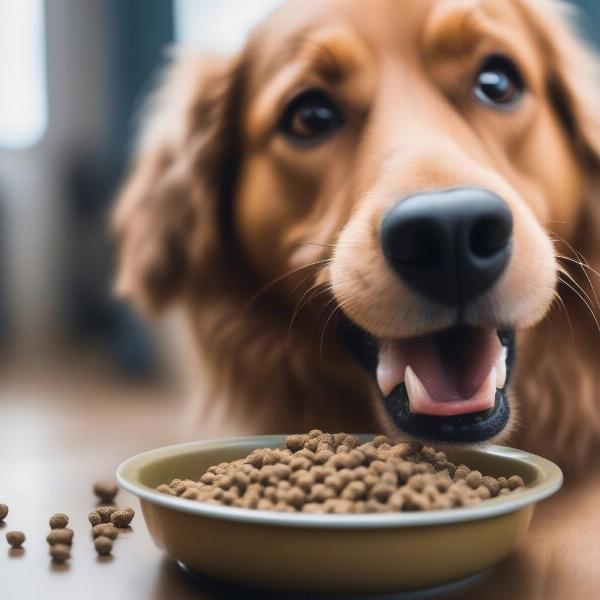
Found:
510,0 -> 600,468
113,50 -> 241,314
514,0 -> 600,165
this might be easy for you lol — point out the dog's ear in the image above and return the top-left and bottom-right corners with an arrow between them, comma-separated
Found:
511,1 -> 600,469
515,0 -> 600,166
112,51 -> 241,314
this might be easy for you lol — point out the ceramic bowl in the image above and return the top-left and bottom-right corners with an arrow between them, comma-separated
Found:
117,435 -> 562,596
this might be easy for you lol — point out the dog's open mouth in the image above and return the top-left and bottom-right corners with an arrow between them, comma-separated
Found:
342,323 -> 515,443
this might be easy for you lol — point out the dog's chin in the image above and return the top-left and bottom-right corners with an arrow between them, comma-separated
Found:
341,320 -> 516,445
381,384 -> 510,444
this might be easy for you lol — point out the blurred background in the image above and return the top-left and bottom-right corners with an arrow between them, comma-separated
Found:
0,0 -> 599,402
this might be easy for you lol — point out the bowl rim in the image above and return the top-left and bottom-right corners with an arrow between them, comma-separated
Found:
116,435 -> 563,529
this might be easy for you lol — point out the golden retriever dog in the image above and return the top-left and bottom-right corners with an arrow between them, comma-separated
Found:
113,0 -> 600,474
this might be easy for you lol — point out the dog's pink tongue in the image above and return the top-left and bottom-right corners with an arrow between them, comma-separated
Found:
377,327 -> 501,416
404,327 -> 499,402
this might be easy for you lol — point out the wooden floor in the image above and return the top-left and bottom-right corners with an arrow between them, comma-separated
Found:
0,354 -> 599,600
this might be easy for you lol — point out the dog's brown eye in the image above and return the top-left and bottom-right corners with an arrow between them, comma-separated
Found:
279,90 -> 343,145
474,55 -> 524,108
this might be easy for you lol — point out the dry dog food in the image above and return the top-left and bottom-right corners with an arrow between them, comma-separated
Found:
6,531 -> 25,548
157,432 -> 525,513
50,544 -> 71,563
110,508 -> 135,528
94,536 -> 113,556
93,481 -> 119,504
89,505 -> 117,526
46,528 -> 74,546
91,523 -> 119,540
88,511 -> 102,526
0,503 -> 8,521
49,513 -> 69,529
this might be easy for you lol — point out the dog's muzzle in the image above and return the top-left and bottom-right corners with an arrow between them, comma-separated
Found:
340,187 -> 515,443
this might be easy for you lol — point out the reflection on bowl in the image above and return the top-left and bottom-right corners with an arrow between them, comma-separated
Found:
117,435 -> 562,596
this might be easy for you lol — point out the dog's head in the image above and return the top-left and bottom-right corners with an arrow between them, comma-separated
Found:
114,0 -> 600,445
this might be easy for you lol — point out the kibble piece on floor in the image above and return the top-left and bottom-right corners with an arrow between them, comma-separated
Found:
93,480 -> 119,503
49,513 -> 69,529
50,544 -> 71,563
46,528 -> 74,546
110,508 -> 134,528
94,536 -> 113,556
6,531 -> 25,548
0,503 -> 8,521
91,523 -> 119,540
97,506 -> 117,523
88,511 -> 102,526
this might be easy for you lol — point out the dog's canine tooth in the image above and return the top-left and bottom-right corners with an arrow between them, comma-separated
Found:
376,342 -> 406,396
495,346 -> 507,389
404,365 -> 431,413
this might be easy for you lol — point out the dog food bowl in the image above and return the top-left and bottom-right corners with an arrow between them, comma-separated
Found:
117,435 -> 562,596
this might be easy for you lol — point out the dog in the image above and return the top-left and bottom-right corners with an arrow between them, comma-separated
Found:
113,0 -> 600,474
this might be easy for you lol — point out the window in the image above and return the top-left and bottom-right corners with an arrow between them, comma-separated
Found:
174,0 -> 284,52
0,0 -> 47,149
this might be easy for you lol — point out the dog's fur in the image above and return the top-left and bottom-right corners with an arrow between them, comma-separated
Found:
114,0 -> 600,472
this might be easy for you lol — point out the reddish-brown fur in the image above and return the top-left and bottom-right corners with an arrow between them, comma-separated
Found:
114,0 -> 600,472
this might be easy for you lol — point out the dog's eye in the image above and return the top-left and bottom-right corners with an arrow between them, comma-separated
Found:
474,55 -> 524,108
279,90 -> 343,145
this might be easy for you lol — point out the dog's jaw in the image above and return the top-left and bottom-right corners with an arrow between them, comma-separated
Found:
340,319 -> 516,444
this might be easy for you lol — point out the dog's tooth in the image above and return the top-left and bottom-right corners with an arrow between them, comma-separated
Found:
376,362 -> 405,397
404,366 -> 432,414
376,342 -> 406,397
483,367 -> 497,409
495,346 -> 507,389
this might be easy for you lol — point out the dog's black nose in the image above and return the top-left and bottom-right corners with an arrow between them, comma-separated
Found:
380,188 -> 513,306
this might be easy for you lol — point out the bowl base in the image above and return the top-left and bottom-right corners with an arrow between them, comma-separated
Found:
177,560 -> 492,599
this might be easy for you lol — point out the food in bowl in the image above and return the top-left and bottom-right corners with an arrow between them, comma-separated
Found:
156,431 -> 524,513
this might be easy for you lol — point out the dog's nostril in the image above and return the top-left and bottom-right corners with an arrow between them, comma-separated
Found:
390,224 -> 443,268
380,187 -> 513,307
469,214 -> 512,259
412,228 -> 443,267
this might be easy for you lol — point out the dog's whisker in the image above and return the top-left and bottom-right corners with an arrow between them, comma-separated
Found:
551,289 -> 575,347
289,281 -> 333,323
287,283 -> 334,344
555,253 -> 600,311
286,270 -> 324,308
558,265 -> 598,314
555,254 -> 600,278
242,259 -> 332,313
550,229 -> 600,309
319,304 -> 342,359
296,242 -> 336,249
318,298 -> 352,359
558,275 -> 600,334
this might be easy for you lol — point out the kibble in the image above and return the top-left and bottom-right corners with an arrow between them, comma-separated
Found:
46,528 -> 74,546
157,433 -> 526,513
110,508 -> 135,528
88,511 -> 102,526
49,513 -> 69,529
6,531 -> 25,548
50,544 -> 71,562
91,524 -> 119,540
507,475 -> 525,491
94,536 -> 113,556
0,504 -> 8,521
93,480 -> 119,504
97,506 -> 117,523
465,470 -> 483,489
